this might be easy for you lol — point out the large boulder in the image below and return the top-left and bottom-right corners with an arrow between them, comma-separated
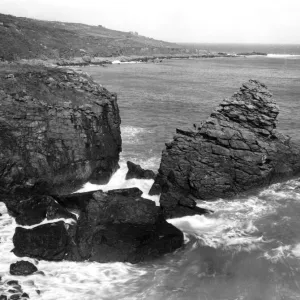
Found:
12,188 -> 184,263
13,221 -> 71,261
0,65 -> 121,198
10,261 -> 38,276
151,80 -> 300,218
125,161 -> 156,180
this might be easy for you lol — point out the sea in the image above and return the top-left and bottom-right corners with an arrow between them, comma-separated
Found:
1,44 -> 300,300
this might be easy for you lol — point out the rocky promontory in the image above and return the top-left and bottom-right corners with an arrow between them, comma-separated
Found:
151,80 -> 300,218
0,65 -> 121,198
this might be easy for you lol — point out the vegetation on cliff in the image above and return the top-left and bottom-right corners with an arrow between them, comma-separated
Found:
0,13 -> 184,61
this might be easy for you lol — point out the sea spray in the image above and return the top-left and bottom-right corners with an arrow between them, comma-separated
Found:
76,159 -> 160,205
2,178 -> 300,299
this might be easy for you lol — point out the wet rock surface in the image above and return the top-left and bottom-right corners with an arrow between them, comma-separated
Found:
126,161 -> 156,180
0,279 -> 29,300
12,188 -> 184,263
10,261 -> 38,276
7,195 -> 76,226
13,221 -> 71,261
151,80 -> 300,218
0,65 -> 121,198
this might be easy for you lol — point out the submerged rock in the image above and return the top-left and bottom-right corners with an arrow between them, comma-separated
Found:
0,65 -> 121,199
13,188 -> 183,263
125,161 -> 156,180
10,261 -> 38,276
151,80 -> 300,218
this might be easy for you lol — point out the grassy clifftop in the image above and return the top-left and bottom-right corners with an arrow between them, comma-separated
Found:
0,13 -> 186,61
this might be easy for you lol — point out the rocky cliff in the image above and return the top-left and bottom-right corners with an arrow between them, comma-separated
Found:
0,65 -> 121,197
151,80 -> 300,218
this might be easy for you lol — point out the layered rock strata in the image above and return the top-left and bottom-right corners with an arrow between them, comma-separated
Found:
151,80 -> 300,218
0,65 -> 121,197
12,188 -> 184,263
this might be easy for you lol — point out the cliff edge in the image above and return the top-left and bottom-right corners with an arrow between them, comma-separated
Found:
0,64 -> 121,197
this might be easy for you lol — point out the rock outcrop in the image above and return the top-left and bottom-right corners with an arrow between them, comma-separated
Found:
151,80 -> 300,218
0,65 -> 121,197
10,261 -> 38,276
12,188 -> 184,263
9,195 -> 76,226
126,161 -> 156,180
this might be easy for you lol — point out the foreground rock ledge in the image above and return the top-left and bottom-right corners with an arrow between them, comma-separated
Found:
12,188 -> 184,263
0,65 -> 121,197
151,80 -> 300,218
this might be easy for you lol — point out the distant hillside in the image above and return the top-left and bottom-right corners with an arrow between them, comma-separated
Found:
0,13 -> 187,61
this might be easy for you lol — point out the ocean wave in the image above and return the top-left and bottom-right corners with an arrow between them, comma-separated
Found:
112,60 -> 142,64
121,126 -> 153,144
263,245 -> 292,262
168,214 -> 262,251
292,244 -> 300,258
167,193 -> 281,251
263,243 -> 300,262
267,54 -> 300,58
259,178 -> 300,201
75,159 -> 160,205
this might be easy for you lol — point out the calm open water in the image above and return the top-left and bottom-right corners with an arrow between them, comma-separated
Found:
1,55 -> 300,300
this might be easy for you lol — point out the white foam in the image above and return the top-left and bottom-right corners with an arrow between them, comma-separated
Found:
168,214 -> 262,251
292,244 -> 300,258
267,54 -> 300,58
75,160 -> 160,205
167,194 -> 279,251
263,242 -> 300,262
19,217 -> 76,230
121,126 -> 153,144
263,245 -> 292,262
112,60 -> 141,64
259,179 -> 300,201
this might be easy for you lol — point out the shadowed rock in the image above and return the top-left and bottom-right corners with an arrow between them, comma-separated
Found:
125,161 -> 156,180
10,261 -> 38,276
10,195 -> 76,226
151,80 -> 300,218
12,188 -> 184,263
13,221 -> 71,261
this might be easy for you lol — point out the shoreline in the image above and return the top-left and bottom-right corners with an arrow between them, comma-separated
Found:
7,52 -> 300,69
0,53 -> 249,68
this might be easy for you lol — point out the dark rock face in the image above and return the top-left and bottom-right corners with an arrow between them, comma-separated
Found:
13,188 -> 184,263
13,221 -> 71,261
10,261 -> 38,276
0,65 -> 121,197
151,80 -> 300,218
8,195 -> 76,226
126,161 -> 156,180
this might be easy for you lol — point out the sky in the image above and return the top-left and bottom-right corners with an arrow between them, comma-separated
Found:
1,0 -> 300,44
